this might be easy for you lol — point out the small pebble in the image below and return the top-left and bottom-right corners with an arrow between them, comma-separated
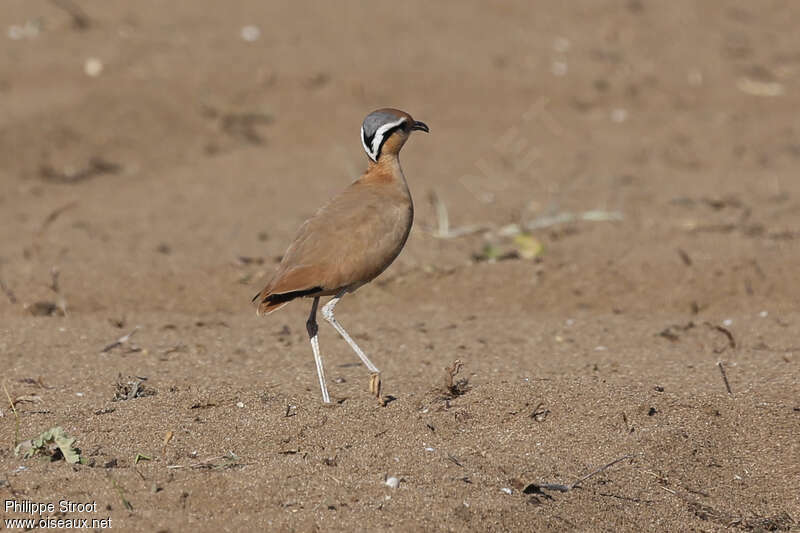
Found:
240,25 -> 261,42
551,61 -> 568,76
594,345 -> 608,351
7,21 -> 40,40
385,476 -> 400,489
759,310 -> 768,318
500,487 -> 513,495
424,446 -> 435,452
84,58 -> 103,77
8,25 -> 25,40
723,319 -> 733,327
611,108 -> 628,123
236,402 -> 244,408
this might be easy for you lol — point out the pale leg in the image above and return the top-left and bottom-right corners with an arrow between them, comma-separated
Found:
306,297 -> 330,403
321,291 -> 380,373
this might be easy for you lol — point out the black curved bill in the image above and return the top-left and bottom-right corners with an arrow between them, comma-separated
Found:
412,121 -> 429,133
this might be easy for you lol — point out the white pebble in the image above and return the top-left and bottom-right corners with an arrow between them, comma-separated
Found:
424,446 -> 435,452
385,476 -> 400,489
240,25 -> 261,42
8,25 -> 25,40
723,319 -> 733,327
236,401 -> 244,408
611,108 -> 628,123
594,345 -> 608,351
84,58 -> 103,77
75,392 -> 84,397
500,487 -> 513,495
759,310 -> 768,318
7,21 -> 40,40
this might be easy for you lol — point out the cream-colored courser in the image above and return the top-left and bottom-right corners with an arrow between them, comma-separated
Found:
253,108 -> 429,403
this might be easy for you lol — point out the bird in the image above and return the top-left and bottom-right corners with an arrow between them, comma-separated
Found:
252,108 -> 429,403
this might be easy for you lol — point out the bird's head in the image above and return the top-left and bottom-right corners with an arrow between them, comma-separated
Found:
360,108 -> 429,163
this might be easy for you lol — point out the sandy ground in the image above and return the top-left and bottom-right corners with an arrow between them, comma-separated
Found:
1,1 -> 799,531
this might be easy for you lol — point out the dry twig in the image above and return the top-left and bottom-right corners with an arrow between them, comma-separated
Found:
526,454 -> 637,493
49,0 -> 91,29
3,382 -> 20,448
426,191 -> 490,239
101,327 -> 140,353
717,361 -> 734,396
0,278 -> 17,304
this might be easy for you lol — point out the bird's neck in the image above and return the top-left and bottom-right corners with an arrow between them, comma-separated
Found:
365,155 -> 408,190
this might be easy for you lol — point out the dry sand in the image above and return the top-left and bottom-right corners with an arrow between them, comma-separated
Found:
1,1 -> 798,531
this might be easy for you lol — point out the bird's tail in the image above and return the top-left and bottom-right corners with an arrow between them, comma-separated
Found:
252,286 -> 322,316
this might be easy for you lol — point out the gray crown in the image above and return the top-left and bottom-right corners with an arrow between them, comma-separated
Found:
360,111 -> 408,162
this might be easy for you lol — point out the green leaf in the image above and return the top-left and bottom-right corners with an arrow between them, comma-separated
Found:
512,233 -> 544,259
134,453 -> 151,464
14,426 -> 82,464
482,244 -> 502,261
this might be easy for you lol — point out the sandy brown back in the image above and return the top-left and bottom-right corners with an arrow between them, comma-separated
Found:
253,163 -> 413,315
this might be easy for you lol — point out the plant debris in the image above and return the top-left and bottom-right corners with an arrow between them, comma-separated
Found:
113,375 -> 156,401
39,156 -> 121,184
15,426 -> 83,464
27,301 -> 65,317
167,452 -> 244,471
49,0 -> 92,30
101,326 -> 140,353
524,454 -> 637,494
442,360 -> 470,398
688,502 -> 794,531
134,453 -> 151,464
531,402 -> 550,422
12,394 -> 42,406
658,321 -> 695,342
0,278 -> 17,303
705,322 -> 736,352
717,361 -> 734,396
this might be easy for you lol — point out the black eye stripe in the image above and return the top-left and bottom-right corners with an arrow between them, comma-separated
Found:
374,124 -> 405,159
363,128 -> 375,152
